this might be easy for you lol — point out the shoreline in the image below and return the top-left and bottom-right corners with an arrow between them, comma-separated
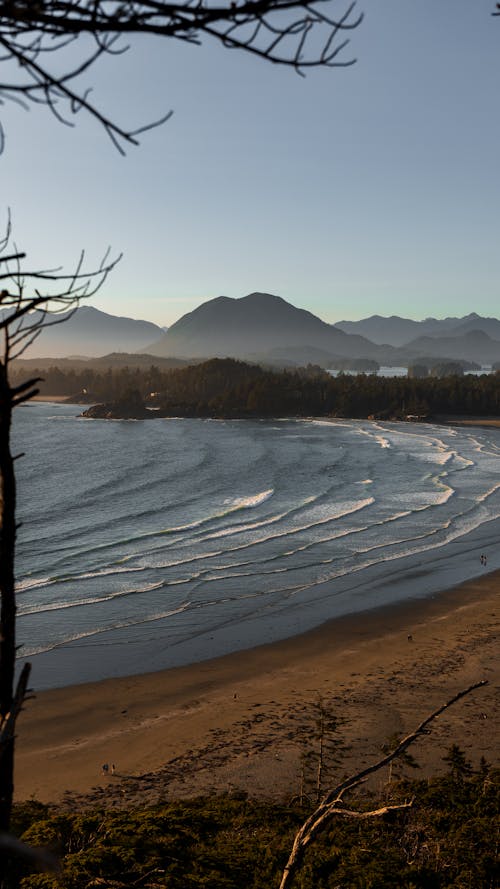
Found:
16,568 -> 499,807
28,398 -> 500,428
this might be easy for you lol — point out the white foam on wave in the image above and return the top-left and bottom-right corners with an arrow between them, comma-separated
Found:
244,508 -> 413,565
201,497 -> 376,559
224,489 -> 274,509
18,581 -> 165,617
356,426 -> 391,450
147,497 -> 376,573
476,481 -> 500,503
20,600 -> 193,657
16,576 -> 51,593
431,472 -> 455,505
204,496 -> 317,542
40,489 -> 277,568
452,453 -> 475,468
16,563 -> 146,596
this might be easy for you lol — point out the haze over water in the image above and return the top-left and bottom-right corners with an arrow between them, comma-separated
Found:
14,403 -> 500,689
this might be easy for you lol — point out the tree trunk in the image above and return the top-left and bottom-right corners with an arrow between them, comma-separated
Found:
0,364 -> 16,834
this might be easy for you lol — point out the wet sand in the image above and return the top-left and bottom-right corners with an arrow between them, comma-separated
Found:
15,569 -> 498,808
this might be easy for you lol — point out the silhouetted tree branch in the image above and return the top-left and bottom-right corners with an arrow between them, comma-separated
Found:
0,0 -> 363,151
0,217 -> 119,869
279,679 -> 488,889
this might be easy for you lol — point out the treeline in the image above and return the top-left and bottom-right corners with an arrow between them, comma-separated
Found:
11,357 -> 500,418
9,759 -> 499,888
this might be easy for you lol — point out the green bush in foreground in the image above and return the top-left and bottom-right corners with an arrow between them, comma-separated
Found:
9,764 -> 499,889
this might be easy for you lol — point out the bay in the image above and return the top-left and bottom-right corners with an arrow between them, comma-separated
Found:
13,402 -> 500,689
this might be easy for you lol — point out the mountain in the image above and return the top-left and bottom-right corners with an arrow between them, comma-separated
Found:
335,312 -> 500,347
5,306 -> 165,358
403,329 -> 500,364
146,292 -> 395,362
446,313 -> 500,340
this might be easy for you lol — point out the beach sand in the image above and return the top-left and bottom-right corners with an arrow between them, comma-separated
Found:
15,570 -> 498,808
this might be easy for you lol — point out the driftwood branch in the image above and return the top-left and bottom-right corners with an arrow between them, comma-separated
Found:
279,679 -> 487,889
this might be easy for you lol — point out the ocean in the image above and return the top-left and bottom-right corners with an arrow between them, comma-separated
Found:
13,402 -> 500,689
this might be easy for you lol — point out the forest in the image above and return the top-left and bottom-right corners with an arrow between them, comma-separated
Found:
8,756 -> 499,888
11,358 -> 500,420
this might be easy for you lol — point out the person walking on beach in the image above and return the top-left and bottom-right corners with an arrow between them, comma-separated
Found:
101,763 -> 109,776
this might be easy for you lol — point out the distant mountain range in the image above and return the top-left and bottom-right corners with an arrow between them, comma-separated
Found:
335,312 -> 500,347
5,306 -> 164,358
145,294 -> 500,367
11,295 -> 500,367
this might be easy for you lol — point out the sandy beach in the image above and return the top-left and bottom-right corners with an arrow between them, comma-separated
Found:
15,569 -> 498,808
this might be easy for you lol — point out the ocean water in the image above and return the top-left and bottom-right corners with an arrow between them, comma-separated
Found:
13,403 -> 500,689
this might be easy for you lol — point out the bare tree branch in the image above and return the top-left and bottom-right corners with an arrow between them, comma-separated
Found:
279,679 -> 488,889
0,0 -> 363,151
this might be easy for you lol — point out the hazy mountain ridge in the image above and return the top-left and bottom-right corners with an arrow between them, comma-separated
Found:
146,294 -> 500,367
2,305 -> 165,358
403,329 -> 500,364
335,312 -> 500,347
11,294 -> 500,367
145,292 -> 397,363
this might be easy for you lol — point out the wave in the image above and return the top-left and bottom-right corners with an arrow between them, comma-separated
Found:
20,600 -> 193,657
24,488 -> 278,569
16,576 -> 51,593
18,581 -> 165,616
476,482 -> 500,503
224,489 -> 274,509
16,563 -> 147,596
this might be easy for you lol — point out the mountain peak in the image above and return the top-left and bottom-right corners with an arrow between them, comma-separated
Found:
146,291 -> 383,361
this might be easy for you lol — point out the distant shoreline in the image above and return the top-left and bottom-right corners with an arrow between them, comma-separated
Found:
29,396 -> 500,429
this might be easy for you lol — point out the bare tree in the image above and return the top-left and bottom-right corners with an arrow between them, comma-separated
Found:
0,216 -> 119,852
279,680 -> 487,889
0,0 -> 363,152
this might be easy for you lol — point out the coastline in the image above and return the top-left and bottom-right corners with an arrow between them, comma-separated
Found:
28,397 -> 500,427
15,568 -> 499,807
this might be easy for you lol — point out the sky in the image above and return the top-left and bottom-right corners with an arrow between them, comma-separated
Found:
0,0 -> 499,328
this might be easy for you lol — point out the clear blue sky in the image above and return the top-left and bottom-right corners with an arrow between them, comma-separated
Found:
1,0 -> 498,327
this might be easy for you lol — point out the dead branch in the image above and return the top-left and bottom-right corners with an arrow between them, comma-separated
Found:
0,0 -> 363,151
279,679 -> 487,889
